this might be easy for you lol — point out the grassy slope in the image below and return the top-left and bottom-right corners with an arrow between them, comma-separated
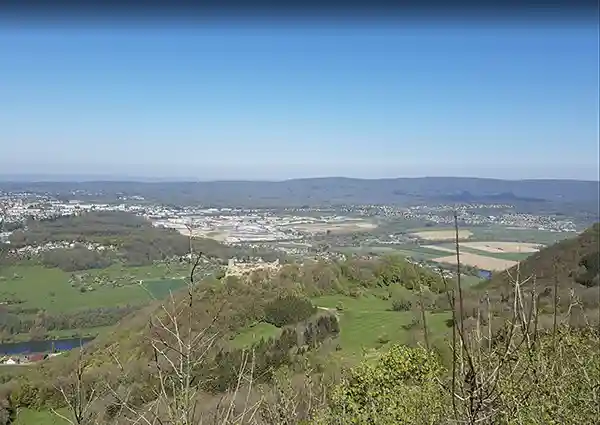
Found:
312,293 -> 450,358
230,322 -> 282,348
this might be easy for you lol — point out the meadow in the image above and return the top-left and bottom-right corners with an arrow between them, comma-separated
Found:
0,263 -> 189,314
229,290 -> 451,362
0,262 -> 190,342
312,293 -> 450,358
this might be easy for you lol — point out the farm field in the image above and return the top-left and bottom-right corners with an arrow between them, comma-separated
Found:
460,241 -> 543,253
409,229 -> 473,241
287,219 -> 377,234
431,252 -> 517,271
422,244 -> 532,262
338,245 -> 447,262
467,226 -> 575,245
0,263 -> 189,314
407,225 -> 575,245
398,225 -> 572,270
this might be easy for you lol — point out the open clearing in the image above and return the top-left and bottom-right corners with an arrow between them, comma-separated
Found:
460,241 -> 543,253
311,293 -> 450,358
432,253 -> 517,271
409,229 -> 473,241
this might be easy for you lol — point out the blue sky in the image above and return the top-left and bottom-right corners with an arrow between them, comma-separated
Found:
0,21 -> 598,180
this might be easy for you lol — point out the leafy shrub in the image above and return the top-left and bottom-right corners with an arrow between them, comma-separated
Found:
320,345 -> 446,424
391,298 -> 412,312
401,316 -> 421,330
264,295 -> 317,328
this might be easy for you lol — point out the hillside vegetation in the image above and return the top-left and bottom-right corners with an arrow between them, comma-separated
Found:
0,212 -> 291,342
2,223 -> 599,424
463,222 -> 599,330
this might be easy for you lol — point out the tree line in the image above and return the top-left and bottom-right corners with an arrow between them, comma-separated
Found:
6,211 -> 287,271
0,306 -> 138,341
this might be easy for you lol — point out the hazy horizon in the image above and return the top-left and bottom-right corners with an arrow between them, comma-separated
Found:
0,167 -> 598,183
1,21 -> 598,181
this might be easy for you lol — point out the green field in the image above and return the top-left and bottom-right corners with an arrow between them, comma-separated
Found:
312,293 -> 450,358
428,243 -> 532,261
0,263 -> 190,314
405,225 -> 575,245
338,245 -> 443,262
227,290 -> 452,361
467,226 -> 575,245
230,322 -> 282,348
340,225 -> 576,266
14,408 -> 69,425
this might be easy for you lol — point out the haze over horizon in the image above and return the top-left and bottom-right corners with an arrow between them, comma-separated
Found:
1,20 -> 598,181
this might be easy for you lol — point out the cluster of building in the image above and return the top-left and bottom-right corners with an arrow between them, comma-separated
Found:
152,213 -> 365,245
0,197 -> 147,226
1,351 -> 63,365
225,257 -> 281,277
398,207 -> 577,232
12,241 -> 117,257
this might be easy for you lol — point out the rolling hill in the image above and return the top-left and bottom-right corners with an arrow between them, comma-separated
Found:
0,177 -> 598,211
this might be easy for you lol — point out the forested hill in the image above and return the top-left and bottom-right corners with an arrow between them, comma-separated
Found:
1,177 -> 598,209
467,223 -> 599,328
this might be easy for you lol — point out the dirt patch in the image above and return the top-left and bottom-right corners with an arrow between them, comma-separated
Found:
460,241 -> 543,253
410,229 -> 473,241
432,253 -> 517,271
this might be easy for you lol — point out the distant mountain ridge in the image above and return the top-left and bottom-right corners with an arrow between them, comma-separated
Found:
0,176 -> 598,210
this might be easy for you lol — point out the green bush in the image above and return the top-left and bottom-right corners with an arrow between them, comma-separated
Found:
318,345 -> 446,424
391,298 -> 412,312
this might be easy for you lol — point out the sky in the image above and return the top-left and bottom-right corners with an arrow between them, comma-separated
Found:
0,20 -> 598,181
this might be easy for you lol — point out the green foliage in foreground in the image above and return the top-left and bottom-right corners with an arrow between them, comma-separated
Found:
495,327 -> 600,425
315,345 -> 445,425
313,326 -> 600,425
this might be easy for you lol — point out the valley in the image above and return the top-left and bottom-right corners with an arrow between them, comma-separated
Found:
0,180 -> 597,425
